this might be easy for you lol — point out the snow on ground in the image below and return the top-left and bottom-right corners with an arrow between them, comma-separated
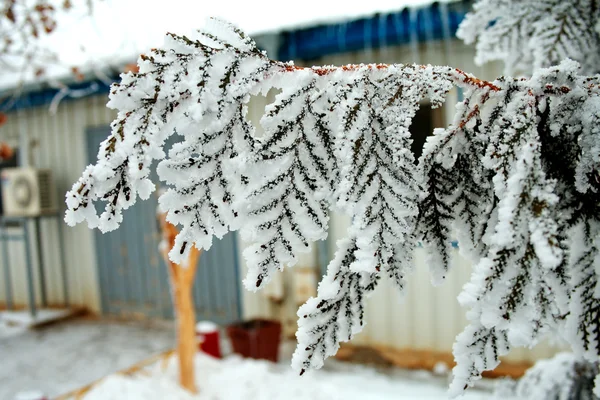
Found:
1,308 -> 74,327
0,318 -> 175,399
83,353 -> 494,400
1,317 -> 499,399
0,320 -> 27,339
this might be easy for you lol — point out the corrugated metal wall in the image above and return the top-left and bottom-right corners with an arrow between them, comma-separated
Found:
0,94 -> 117,313
240,39 -> 561,363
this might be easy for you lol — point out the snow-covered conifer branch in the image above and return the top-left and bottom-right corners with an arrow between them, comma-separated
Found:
458,0 -> 600,75
567,222 -> 600,363
439,61 -> 600,395
507,353 -> 599,400
65,19 -> 600,395
292,236 -> 379,374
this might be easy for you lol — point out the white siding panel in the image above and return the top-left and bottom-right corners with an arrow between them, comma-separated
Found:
0,95 -> 117,313
237,235 -> 272,321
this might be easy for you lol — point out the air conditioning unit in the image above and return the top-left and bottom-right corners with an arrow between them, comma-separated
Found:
0,168 -> 58,217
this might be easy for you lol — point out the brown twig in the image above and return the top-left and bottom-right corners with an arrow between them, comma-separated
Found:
280,62 -> 501,92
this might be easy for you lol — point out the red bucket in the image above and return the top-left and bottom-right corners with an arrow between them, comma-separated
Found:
226,319 -> 282,362
196,321 -> 221,358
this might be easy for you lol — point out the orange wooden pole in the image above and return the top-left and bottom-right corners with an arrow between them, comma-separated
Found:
158,212 -> 201,393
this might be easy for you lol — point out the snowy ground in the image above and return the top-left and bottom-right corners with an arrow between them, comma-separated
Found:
83,353 -> 495,400
1,308 -> 75,328
0,318 -> 175,399
1,317 -> 499,399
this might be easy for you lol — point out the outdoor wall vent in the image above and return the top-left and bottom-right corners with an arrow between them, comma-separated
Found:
0,168 -> 58,217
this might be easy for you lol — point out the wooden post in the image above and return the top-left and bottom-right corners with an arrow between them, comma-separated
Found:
158,213 -> 200,393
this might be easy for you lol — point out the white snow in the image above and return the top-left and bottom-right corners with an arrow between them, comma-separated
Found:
509,352 -> 599,400
0,318 -> 175,399
195,321 -> 218,333
82,352 -> 493,400
12,391 -> 47,400
0,320 -> 27,339
0,308 -> 73,328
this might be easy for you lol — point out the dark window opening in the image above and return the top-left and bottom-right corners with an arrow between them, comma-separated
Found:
409,103 -> 445,162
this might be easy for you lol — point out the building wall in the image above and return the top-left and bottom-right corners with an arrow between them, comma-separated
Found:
0,37 -> 561,365
0,94 -> 117,313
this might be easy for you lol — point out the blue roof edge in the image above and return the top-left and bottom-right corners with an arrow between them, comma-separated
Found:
278,1 -> 469,61
0,77 -> 116,114
1,0 -> 469,113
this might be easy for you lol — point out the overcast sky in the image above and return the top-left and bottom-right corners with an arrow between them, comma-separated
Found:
3,0 -> 447,90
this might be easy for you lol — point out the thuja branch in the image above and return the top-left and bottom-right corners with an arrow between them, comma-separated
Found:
283,62 -> 501,91
65,19 -> 600,396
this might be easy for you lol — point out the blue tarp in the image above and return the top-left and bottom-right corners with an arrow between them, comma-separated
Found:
1,79 -> 114,113
278,1 -> 469,61
1,1 -> 469,112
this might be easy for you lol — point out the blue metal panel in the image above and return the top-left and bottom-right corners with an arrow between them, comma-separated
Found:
93,216 -> 110,313
277,1 -> 470,61
317,239 -> 330,278
86,126 -> 241,323
1,79 -> 114,114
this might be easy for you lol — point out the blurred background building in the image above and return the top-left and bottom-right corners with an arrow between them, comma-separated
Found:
0,0 -> 557,372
